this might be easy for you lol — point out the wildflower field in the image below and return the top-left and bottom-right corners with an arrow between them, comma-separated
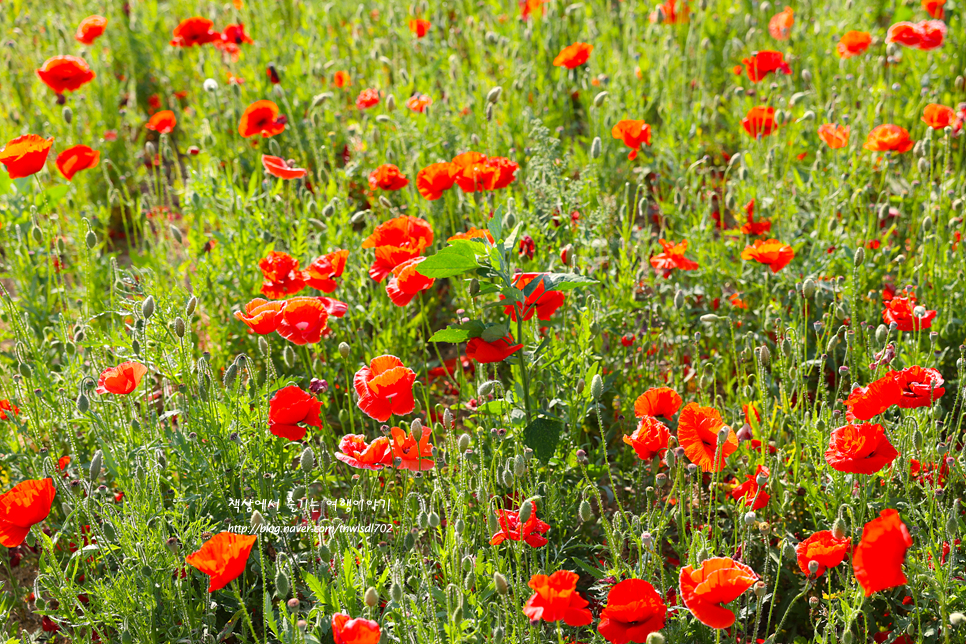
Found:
1,0 -> 965,642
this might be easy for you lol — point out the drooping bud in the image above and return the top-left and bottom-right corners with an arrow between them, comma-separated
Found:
89,450 -> 103,482
275,570 -> 290,598
579,499 -> 594,522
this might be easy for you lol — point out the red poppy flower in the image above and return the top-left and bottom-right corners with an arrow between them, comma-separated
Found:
234,299 -> 284,334
268,385 -> 322,441
523,570 -> 593,626
334,71 -> 351,88
490,507 -> 551,547
597,579 -> 667,644
390,425 -> 435,471
480,156 -> 519,190
922,103 -> 956,129
890,366 -> 945,408
501,272 -> 566,321
220,23 -> 253,46
336,435 -> 392,471
386,257 -> 435,306
741,239 -> 794,273
649,0 -> 689,23
416,163 -> 457,200
368,164 -> 409,191
730,464 -> 770,510
741,106 -> 778,137
76,15 -> 108,45
679,557 -> 758,629
864,125 -> 914,153
332,613 -> 381,644
304,250 -> 349,292
886,20 -> 946,50
53,144 -> 98,182
818,123 -> 850,149
611,120 -> 652,159
0,134 -> 54,179
836,31 -> 871,58
624,416 -> 671,461
741,203 -> 772,235
361,215 -> 434,282
768,6 -> 794,40
650,239 -> 699,276
185,532 -> 257,592
466,335 -> 524,363
355,88 -> 381,110
853,509 -> 912,596
354,355 -> 416,422
448,227 -> 495,244
552,42 -> 593,69
0,479 -> 56,547
95,361 -> 147,395
170,17 -> 220,47
262,155 -> 307,180
451,153 -> 518,192
844,375 -> 901,420
741,51 -> 791,82
406,93 -> 432,113
922,0 -> 945,19
796,531 -> 851,577
0,400 -> 20,420
882,294 -> 936,331
825,422 -> 898,474
520,0 -> 549,20
275,297 -> 331,345
36,56 -> 96,95
238,100 -> 286,138
677,403 -> 738,472
57,455 -> 70,471
259,251 -> 306,298
634,387 -> 683,419
146,110 -> 177,134
408,19 -> 431,37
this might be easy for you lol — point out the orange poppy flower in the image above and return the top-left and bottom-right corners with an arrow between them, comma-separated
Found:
730,464 -> 770,510
336,435 -> 392,470
882,294 -> 935,331
238,100 -> 286,138
451,153 -> 518,192
448,227 -> 495,244
553,42 -> 593,69
741,239 -> 794,273
356,88 -> 381,110
55,145 -> 100,181
825,422 -> 898,474
523,570 -> 593,626
0,135 -> 53,179
887,20 -> 946,50
864,124 -> 914,153
0,399 -> 20,421
75,15 -> 108,45
729,293 -> 748,309
501,272 -> 566,321
146,110 -> 177,134
354,355 -> 416,422
466,335 -> 523,363
677,403 -> 737,472
234,298 -> 284,334
490,507 -> 551,547
650,239 -> 699,276
679,557 -> 758,629
818,123 -> 850,149
843,375 -> 902,420
853,509 -> 912,596
741,106 -> 777,138
96,361 -> 147,395
479,156 -> 518,190
405,93 -> 432,113
624,416 -> 671,461
185,532 -> 257,592
0,479 -> 56,547
390,425 -> 435,471
170,17 -> 220,47
262,155 -> 307,180
741,51 -> 791,82
333,71 -> 351,88
597,579 -> 667,644
836,31 -> 871,58
611,120 -> 652,160
332,613 -> 381,644
520,0 -> 548,19
368,164 -> 409,191
891,366 -> 945,408
267,385 -> 322,441
416,163 -> 457,200
768,7 -> 794,40
633,387 -> 682,418
36,56 -> 96,95
259,251 -> 306,298
408,19 -> 431,37
386,257 -> 435,306
923,0 -> 945,19
796,531 -> 851,577
304,250 -> 349,293
361,216 -> 434,282
922,103 -> 956,129
275,297 -> 331,345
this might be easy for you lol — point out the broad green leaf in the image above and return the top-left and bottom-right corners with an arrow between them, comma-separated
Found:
429,328 -> 471,343
523,417 -> 562,463
417,244 -> 481,278
480,323 -> 508,343
304,573 -> 327,602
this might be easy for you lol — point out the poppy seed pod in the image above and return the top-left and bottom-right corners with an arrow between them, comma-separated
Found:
486,86 -> 502,104
275,570 -> 290,597
513,454 -> 526,477
590,136 -> 602,158
185,295 -> 198,317
799,110 -> 815,121
487,511 -> 500,535
390,581 -> 404,602
169,225 -> 183,244
85,229 -> 98,249
802,278 -> 816,299
364,586 -> 378,607
223,363 -> 238,389
89,450 -> 102,481
458,433 -> 471,451
591,374 -> 604,400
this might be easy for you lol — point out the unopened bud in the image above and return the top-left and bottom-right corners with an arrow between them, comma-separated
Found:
494,571 -> 509,594
89,450 -> 103,481
364,587 -> 378,607
593,91 -> 608,107
338,342 -> 350,359
251,510 -> 265,528
579,499 -> 594,522
385,94 -> 396,112
591,374 -> 604,401
300,446 -> 315,473
590,136 -> 602,159
275,570 -> 290,597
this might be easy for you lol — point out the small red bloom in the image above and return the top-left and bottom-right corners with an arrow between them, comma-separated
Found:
611,120 -> 652,160
501,273 -> 566,322
623,416 -> 671,461
818,123 -> 850,149
95,362 -> 148,395
740,51 -> 791,82
332,613 -> 381,644
677,403 -> 737,472
633,387 -> 683,419
405,93 -> 432,113
386,257 -> 435,306
170,17 -> 220,47
185,532 -> 257,592
890,366 -> 945,408
882,294 -> 936,331
356,88 -> 381,110
390,425 -> 435,471
354,355 -> 416,422
259,251 -> 306,298
922,103 -> 957,129
886,20 -> 946,50
679,557 -> 758,629
597,579 -> 667,644
922,0 -> 945,19
466,335 -> 524,363
303,250 -> 349,293
146,110 -> 177,134
361,215 -> 434,282
522,570 -> 593,627
408,19 -> 431,37
234,299 -> 284,334
837,31 -> 871,58
275,297 -> 333,345
853,509 -> 912,596
490,507 -> 551,547
730,464 -> 770,510
768,6 -> 794,40
416,163 -> 457,200
0,479 -> 56,547
843,375 -> 902,419
553,42 -> 593,69
368,164 -> 409,191
55,145 -> 99,181
268,385 -> 322,441
796,531 -> 851,577
36,56 -> 96,95
864,124 -> 915,153
741,106 -> 778,137
238,100 -> 286,138
75,15 -> 108,45
262,155 -> 307,180
0,400 -> 20,421
650,239 -> 699,276
741,239 -> 794,272
336,435 -> 392,471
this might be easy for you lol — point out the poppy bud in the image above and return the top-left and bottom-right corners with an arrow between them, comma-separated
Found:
185,295 -> 198,317
802,69 -> 812,84
578,499 -> 594,522
485,103 -> 494,122
77,392 -> 89,413
251,510 -> 265,529
593,91 -> 608,107
493,626 -> 505,644
363,586 -> 379,607
443,408 -> 453,429
274,569 -> 290,598
386,94 -> 396,112
299,446 -> 315,474
223,363 -> 238,389
486,86 -> 503,104
918,158 -> 929,175
62,105 -> 73,123
513,454 -> 526,477
645,634 -> 665,644
591,374 -> 604,401
922,216 -> 933,233
89,450 -> 102,482
590,136 -> 602,159
18,362 -> 32,378
700,314 -> 720,323
428,511 -> 440,528
733,86 -> 744,98
799,110 -> 815,121
417,511 -> 428,529
83,228 -> 98,249
518,499 -> 532,523
576,378 -> 585,395
653,5 -> 666,23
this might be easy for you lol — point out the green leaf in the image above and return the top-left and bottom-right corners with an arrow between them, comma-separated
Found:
264,592 -> 280,638
523,417 -> 562,463
0,170 -> 12,195
304,573 -> 326,602
572,558 -> 608,579
417,244 -> 481,278
428,320 -> 486,343
522,273 -> 598,299
480,323 -> 508,343
487,211 -> 503,243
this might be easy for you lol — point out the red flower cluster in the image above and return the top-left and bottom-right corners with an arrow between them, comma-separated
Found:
235,297 -> 347,345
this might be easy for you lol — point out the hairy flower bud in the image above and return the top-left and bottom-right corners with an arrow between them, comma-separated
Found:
591,374 -> 604,401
